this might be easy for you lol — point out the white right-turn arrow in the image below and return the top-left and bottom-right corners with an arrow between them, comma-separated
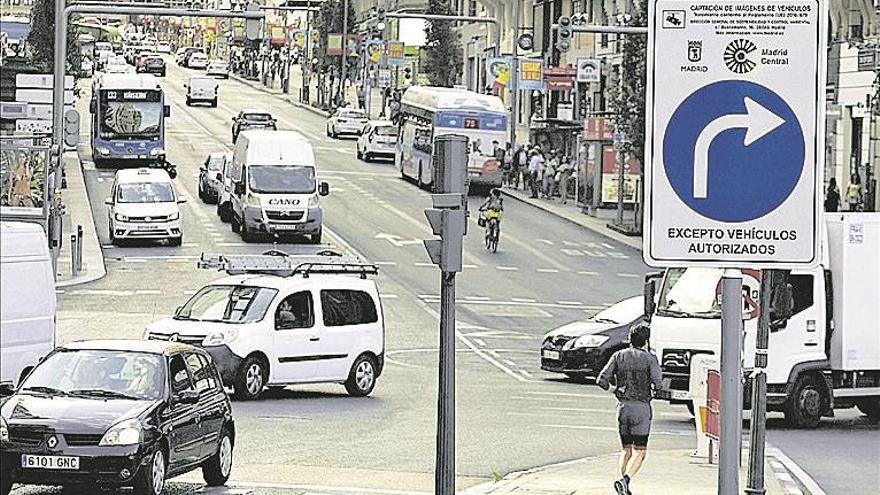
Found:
692,97 -> 786,199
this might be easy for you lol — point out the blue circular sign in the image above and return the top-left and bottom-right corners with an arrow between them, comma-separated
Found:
663,80 -> 805,222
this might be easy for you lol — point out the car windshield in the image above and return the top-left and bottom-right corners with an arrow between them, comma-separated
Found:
374,126 -> 397,137
341,110 -> 365,119
243,113 -> 272,122
592,296 -> 643,324
207,155 -> 224,170
20,350 -> 166,400
248,165 -> 315,194
175,285 -> 278,323
656,268 -> 723,319
117,182 -> 175,203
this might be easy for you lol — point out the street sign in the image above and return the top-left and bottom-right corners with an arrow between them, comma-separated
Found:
517,32 -> 534,52
576,58 -> 601,83
644,0 -> 827,268
377,69 -> 392,88
517,58 -> 544,91
15,74 -> 74,90
857,46 -> 879,72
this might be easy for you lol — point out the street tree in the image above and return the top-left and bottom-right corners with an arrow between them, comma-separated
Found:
313,0 -> 356,105
27,0 -> 81,73
422,0 -> 463,87
607,0 -> 648,230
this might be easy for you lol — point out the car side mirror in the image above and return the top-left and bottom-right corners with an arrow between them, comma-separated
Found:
643,272 -> 663,320
231,117 -> 237,122
164,105 -> 171,117
318,181 -> 329,197
0,382 -> 17,396
770,282 -> 795,331
104,197 -> 113,206
199,164 -> 206,172
174,389 -> 199,405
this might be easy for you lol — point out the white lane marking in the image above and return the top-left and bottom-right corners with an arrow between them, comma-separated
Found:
511,297 -> 536,303
520,370 -> 533,378
556,301 -> 583,306
618,273 -> 640,278
504,359 -> 517,367
414,262 -> 434,267
561,248 -> 584,256
766,446 -> 828,495
578,271 -> 600,276
537,239 -> 554,245
463,296 -> 491,301
135,289 -> 163,295
536,268 -> 559,273
462,263 -> 479,269
215,242 -> 248,247
474,339 -> 486,347
374,261 -> 398,266
417,297 -> 600,311
497,266 -> 518,271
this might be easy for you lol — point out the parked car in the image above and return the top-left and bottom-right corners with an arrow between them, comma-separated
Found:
325,108 -> 368,138
105,168 -> 186,246
145,251 -> 385,400
206,60 -> 229,78
198,152 -> 226,204
0,340 -> 235,495
139,55 -> 166,77
0,222 -> 55,392
155,41 -> 172,54
231,109 -> 276,143
187,52 -> 209,70
216,152 -> 235,223
185,76 -> 219,107
540,296 -> 645,382
357,120 -> 398,162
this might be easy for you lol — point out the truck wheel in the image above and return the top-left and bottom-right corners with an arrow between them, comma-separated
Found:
784,375 -> 824,428
344,354 -> 377,397
856,398 -> 880,419
233,355 -> 266,400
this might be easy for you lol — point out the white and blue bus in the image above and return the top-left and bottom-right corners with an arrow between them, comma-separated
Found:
89,73 -> 170,169
397,86 -> 508,192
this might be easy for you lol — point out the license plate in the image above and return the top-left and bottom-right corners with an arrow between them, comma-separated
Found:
137,225 -> 162,231
670,389 -> 690,400
542,350 -> 560,360
121,155 -> 137,159
468,172 -> 481,177
21,455 -> 80,470
273,224 -> 300,231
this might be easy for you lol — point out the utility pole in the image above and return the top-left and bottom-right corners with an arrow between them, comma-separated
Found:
423,135 -> 468,495
509,0 -> 521,151
339,0 -> 349,106
719,269 -> 744,495
303,0 -> 311,104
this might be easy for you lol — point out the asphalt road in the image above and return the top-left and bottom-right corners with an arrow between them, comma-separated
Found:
21,58 -> 877,495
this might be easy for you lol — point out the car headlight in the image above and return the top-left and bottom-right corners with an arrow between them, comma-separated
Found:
168,211 -> 180,221
96,146 -> 111,156
99,418 -> 141,446
0,416 -> 9,443
246,193 -> 261,207
566,334 -> 610,350
202,328 -> 238,346
308,194 -> 320,208
149,148 -> 165,157
115,213 -> 129,222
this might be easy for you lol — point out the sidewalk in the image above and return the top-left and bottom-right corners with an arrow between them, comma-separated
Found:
55,150 -> 105,287
463,449 -> 790,495
500,186 -> 643,251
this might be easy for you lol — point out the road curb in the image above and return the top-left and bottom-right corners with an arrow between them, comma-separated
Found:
56,153 -> 106,288
499,189 -> 643,251
229,74 -> 330,118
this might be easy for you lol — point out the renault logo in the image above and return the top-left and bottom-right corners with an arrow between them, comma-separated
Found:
47,436 -> 58,448
169,333 -> 179,342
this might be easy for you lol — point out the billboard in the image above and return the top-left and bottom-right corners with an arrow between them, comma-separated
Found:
0,145 -> 50,220
518,58 -> 543,91
486,57 -> 511,89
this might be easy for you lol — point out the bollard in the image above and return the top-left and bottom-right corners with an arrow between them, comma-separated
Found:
75,225 -> 84,273
70,234 -> 79,277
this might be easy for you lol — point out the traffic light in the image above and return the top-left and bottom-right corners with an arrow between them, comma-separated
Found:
63,109 -> 80,148
422,135 -> 468,273
403,66 -> 412,80
377,7 -> 387,32
557,15 -> 572,52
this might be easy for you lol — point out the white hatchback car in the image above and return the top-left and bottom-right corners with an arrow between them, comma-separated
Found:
206,60 -> 229,78
357,120 -> 398,162
326,108 -> 368,138
105,168 -> 186,246
188,52 -> 209,69
145,252 -> 385,400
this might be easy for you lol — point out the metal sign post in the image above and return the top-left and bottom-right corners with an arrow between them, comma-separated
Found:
719,269 -> 744,494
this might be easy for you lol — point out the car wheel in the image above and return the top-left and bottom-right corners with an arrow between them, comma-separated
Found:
168,235 -> 182,247
186,97 -> 191,106
326,126 -> 331,137
231,214 -> 241,233
364,151 -> 372,162
198,182 -> 206,202
202,428 -> 234,486
356,147 -> 363,160
233,355 -> 266,400
132,448 -> 166,495
108,221 -> 118,246
331,126 -> 338,139
211,98 -> 218,108
344,354 -> 377,397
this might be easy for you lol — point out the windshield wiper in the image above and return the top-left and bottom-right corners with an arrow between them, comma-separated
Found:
69,389 -> 141,401
21,386 -> 71,397
593,318 -> 617,324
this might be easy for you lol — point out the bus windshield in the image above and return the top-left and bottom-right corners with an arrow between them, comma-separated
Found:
100,100 -> 162,138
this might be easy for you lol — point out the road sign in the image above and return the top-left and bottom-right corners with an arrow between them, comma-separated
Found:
644,0 -> 827,268
576,58 -> 600,83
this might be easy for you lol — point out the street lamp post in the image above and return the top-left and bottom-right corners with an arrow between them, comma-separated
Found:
339,0 -> 349,107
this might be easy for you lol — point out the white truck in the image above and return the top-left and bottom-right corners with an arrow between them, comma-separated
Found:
645,213 -> 879,428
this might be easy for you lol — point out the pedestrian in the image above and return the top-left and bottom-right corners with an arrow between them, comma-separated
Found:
557,155 -> 574,204
357,86 -> 366,110
543,150 -> 558,199
527,150 -> 544,199
845,173 -> 862,212
824,177 -> 840,212
502,143 -> 513,186
492,140 -> 506,181
597,323 -> 665,495
512,144 -> 527,189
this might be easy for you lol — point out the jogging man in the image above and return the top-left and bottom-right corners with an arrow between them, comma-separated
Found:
597,323 -> 664,495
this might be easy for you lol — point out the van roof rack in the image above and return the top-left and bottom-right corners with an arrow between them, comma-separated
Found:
197,249 -> 378,279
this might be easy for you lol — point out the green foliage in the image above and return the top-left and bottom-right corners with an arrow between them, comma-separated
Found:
314,0 -> 356,75
607,0 -> 648,164
422,0 -> 463,87
27,0 -> 80,73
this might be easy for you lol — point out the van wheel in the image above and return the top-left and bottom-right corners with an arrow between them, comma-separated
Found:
344,354 -> 377,397
233,356 -> 266,400
240,222 -> 257,242
784,375 -> 824,428
356,147 -> 363,160
856,398 -> 880,419
202,428 -> 233,486
168,235 -> 182,247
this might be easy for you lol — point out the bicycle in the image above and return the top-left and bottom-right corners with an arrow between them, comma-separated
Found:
484,216 -> 500,253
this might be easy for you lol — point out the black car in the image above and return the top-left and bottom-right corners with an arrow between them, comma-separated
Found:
141,55 -> 166,77
0,340 -> 235,495
231,109 -> 277,143
541,296 -> 645,382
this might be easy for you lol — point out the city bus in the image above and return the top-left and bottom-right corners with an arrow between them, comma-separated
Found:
396,86 -> 508,192
89,73 -> 170,170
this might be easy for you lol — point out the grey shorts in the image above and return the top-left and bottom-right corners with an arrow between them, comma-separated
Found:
617,401 -> 652,448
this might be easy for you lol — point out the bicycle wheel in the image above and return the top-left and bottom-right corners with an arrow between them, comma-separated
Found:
491,225 -> 499,253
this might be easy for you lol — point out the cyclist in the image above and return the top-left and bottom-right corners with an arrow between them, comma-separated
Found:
479,188 -> 504,248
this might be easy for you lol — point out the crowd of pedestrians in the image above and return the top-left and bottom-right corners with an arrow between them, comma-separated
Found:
495,143 -> 577,204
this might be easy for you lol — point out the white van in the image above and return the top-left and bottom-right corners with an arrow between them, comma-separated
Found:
0,222 -> 56,390
229,130 -> 329,243
105,168 -> 187,246
185,76 -> 219,107
145,252 -> 385,400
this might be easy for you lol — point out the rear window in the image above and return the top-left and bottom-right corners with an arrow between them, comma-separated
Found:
375,126 -> 397,136
320,290 -> 378,327
243,113 -> 272,122
342,111 -> 366,119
